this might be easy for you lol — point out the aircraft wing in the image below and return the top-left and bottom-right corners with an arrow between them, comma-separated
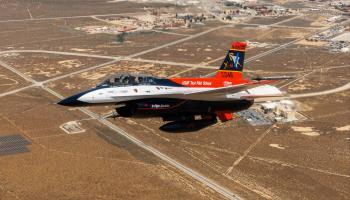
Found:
181,83 -> 260,101
183,83 -> 284,101
237,84 -> 285,101
112,81 -> 281,102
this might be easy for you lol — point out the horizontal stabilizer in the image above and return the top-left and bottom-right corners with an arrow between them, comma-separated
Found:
252,75 -> 294,81
239,94 -> 285,100
238,85 -> 286,102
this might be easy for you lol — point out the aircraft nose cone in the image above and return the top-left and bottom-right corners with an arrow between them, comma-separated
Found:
57,93 -> 86,107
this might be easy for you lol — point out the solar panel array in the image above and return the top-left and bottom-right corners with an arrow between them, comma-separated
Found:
0,134 -> 31,156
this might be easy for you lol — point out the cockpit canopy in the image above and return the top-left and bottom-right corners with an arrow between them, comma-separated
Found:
98,73 -> 158,87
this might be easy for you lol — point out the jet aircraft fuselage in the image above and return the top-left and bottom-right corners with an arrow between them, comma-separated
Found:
58,42 -> 285,126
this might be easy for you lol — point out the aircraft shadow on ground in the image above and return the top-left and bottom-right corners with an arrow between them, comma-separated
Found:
159,119 -> 218,133
105,113 -> 217,133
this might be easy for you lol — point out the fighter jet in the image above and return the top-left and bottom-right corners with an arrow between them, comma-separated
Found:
58,42 -> 290,131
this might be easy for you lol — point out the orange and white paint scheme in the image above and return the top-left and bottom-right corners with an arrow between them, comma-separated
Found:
58,41 -> 289,127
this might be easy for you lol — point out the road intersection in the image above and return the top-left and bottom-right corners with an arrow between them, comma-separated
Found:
0,16 -> 349,200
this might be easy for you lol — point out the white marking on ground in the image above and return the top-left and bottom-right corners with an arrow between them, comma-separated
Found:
59,121 -> 86,134
291,126 -> 320,136
336,125 -> 350,132
269,143 -> 286,149
26,8 -> 33,19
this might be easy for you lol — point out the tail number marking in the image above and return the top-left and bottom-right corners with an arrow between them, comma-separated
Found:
220,72 -> 234,78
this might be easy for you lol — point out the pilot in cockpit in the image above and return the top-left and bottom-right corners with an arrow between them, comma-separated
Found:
121,76 -> 129,85
113,77 -> 120,85
136,76 -> 143,84
129,76 -> 137,85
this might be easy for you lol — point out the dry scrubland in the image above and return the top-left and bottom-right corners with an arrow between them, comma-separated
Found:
0,0 -> 349,199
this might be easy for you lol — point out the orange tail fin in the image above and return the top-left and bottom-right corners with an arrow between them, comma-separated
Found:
216,41 -> 247,80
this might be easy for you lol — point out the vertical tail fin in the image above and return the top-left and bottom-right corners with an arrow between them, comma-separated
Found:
216,41 -> 247,80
